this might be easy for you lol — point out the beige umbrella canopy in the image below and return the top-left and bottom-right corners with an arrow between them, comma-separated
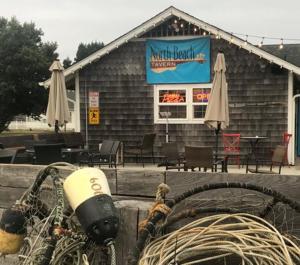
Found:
46,60 -> 70,132
204,52 -> 229,157
204,52 -> 229,130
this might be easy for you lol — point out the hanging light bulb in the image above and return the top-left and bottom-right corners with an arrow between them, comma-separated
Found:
244,35 -> 248,45
180,23 -> 184,28
174,19 -> 178,24
258,37 -> 264,48
193,27 -> 198,32
279,38 -> 284,49
203,31 -> 207,36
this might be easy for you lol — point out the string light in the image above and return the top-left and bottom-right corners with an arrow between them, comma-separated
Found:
167,19 -> 300,48
279,38 -> 284,49
258,37 -> 264,48
244,35 -> 248,45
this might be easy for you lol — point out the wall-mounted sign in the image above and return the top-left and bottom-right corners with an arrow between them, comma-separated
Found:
89,108 -> 100,125
146,37 -> 210,84
159,90 -> 186,103
89,91 -> 99,108
193,89 -> 210,102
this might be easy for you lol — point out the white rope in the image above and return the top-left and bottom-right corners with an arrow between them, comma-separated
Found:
139,213 -> 300,265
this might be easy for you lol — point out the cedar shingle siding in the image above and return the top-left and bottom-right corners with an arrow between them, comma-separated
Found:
79,37 -> 288,157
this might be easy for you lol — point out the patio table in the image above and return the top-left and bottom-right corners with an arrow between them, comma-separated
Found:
240,136 -> 268,160
26,147 -> 88,164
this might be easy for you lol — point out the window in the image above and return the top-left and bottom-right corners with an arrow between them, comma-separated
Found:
154,84 -> 212,124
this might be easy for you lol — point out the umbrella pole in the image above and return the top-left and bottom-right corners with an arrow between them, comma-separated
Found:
215,123 -> 221,162
55,120 -> 59,133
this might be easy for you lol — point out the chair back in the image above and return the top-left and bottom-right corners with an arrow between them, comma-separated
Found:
272,145 -> 286,164
283,133 -> 292,148
162,142 -> 180,161
185,146 -> 213,168
0,149 -> 18,163
99,140 -> 115,156
141,133 -> 156,150
111,141 -> 121,155
222,133 -> 240,153
34,143 -> 64,165
24,139 -> 47,150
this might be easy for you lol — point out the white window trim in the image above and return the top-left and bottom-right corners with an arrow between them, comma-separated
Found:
154,83 -> 212,124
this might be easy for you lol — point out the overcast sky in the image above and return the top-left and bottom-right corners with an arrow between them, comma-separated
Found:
2,0 -> 300,60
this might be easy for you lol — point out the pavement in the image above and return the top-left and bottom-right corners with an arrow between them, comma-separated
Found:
108,162 -> 300,175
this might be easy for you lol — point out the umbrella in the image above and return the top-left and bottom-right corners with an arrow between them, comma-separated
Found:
204,52 -> 229,158
46,60 -> 70,133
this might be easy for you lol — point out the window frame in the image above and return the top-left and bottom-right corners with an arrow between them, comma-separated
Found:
154,83 -> 212,124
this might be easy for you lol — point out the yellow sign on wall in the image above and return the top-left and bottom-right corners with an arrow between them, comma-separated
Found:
89,108 -> 100,125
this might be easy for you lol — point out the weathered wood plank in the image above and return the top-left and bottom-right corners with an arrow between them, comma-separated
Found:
111,200 -> 152,265
116,169 -> 164,197
0,186 -> 27,208
165,171 -> 300,202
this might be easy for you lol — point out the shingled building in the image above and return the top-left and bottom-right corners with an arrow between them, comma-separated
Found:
42,6 -> 300,164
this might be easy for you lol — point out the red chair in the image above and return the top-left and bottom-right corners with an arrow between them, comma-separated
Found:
222,133 -> 241,168
283,132 -> 292,166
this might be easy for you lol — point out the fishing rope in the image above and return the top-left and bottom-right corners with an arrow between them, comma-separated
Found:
138,213 -> 300,265
129,182 -> 300,265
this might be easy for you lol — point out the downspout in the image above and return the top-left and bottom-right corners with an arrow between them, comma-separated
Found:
288,71 -> 294,164
75,72 -> 81,132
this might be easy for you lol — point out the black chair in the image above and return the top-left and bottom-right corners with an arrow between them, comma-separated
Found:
184,146 -> 222,172
33,143 -> 65,165
110,141 -> 121,168
24,139 -> 47,150
161,142 -> 184,171
246,145 -> 286,174
0,149 -> 18,164
125,133 -> 156,167
92,140 -> 115,167
78,151 -> 93,167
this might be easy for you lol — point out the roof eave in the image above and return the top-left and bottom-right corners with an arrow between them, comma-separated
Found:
40,6 -> 300,88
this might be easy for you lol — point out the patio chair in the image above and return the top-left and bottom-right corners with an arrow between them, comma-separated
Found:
78,151 -> 93,167
110,141 -> 121,168
222,133 -> 241,167
161,142 -> 184,171
246,145 -> 286,174
92,140 -> 115,167
124,133 -> 156,167
184,146 -> 220,172
0,149 -> 18,164
282,132 -> 292,166
33,143 -> 65,165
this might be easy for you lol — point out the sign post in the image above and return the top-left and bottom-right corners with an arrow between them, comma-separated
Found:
88,92 -> 100,125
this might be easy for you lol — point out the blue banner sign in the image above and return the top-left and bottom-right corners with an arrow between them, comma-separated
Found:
146,37 -> 210,84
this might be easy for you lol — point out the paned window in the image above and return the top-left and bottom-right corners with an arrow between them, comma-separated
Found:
154,84 -> 212,124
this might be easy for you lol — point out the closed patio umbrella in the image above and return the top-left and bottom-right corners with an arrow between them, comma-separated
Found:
204,52 -> 229,158
46,59 -> 70,132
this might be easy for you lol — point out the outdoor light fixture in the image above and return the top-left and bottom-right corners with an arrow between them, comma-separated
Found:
258,37 -> 264,48
244,35 -> 248,46
279,38 -> 284,49
160,111 -> 171,143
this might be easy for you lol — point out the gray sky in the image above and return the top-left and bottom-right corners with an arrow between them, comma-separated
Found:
2,0 -> 300,60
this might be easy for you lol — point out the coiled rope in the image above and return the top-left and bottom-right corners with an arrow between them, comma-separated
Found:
139,213 -> 300,265
128,182 -> 300,265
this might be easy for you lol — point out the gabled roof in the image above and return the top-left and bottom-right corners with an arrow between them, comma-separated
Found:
262,44 -> 300,68
41,6 -> 300,87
